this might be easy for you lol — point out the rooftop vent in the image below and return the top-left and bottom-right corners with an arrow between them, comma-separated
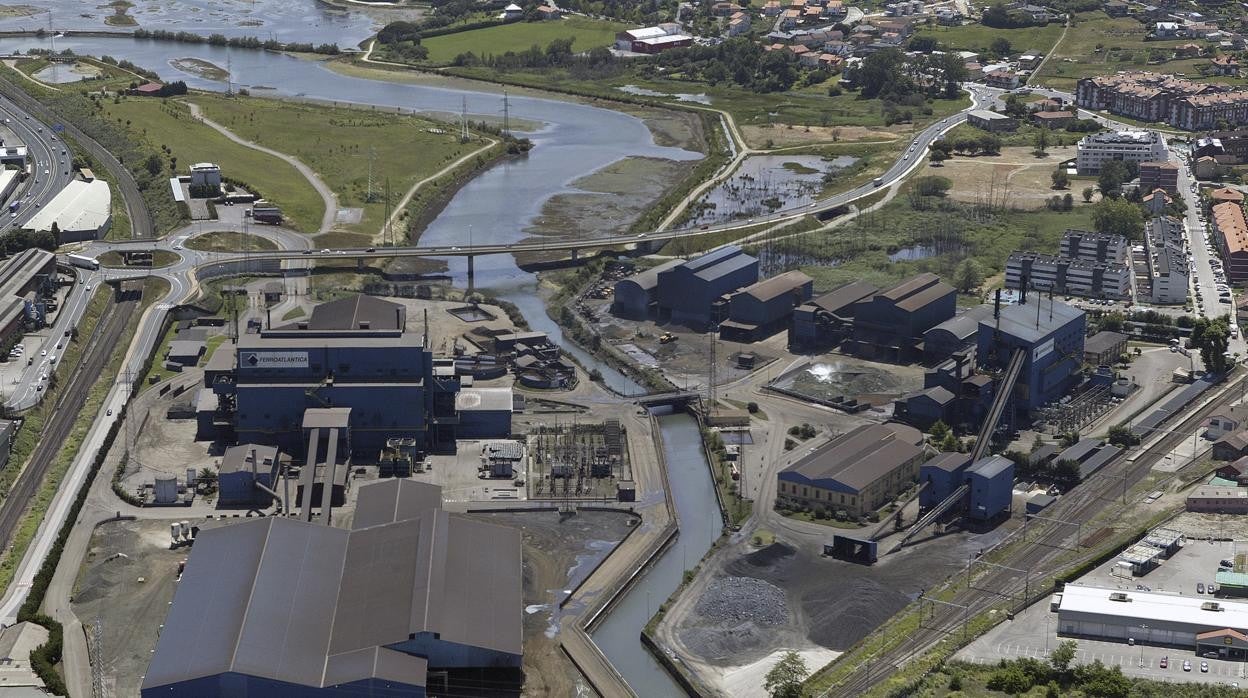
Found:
1109,592 -> 1131,602
359,321 -> 370,330
1202,601 -> 1223,612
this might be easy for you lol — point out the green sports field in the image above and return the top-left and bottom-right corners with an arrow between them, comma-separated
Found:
422,17 -> 628,63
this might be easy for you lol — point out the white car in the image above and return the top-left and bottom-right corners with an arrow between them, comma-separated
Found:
39,349 -> 45,357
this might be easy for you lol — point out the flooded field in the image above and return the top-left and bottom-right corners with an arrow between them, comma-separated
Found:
30,60 -> 101,83
618,84 -> 711,105
689,155 -> 857,226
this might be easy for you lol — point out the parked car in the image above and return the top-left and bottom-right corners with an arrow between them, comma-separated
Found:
1160,656 -> 1169,669
1184,660 -> 1192,672
1199,582 -> 1206,594
1202,661 -> 1210,673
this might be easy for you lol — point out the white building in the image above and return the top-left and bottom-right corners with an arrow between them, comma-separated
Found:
24,179 -> 112,243
1006,252 -> 1132,300
189,162 -> 221,188
1060,230 -> 1129,264
1058,584 -> 1248,658
1145,216 -> 1189,305
1076,130 -> 1169,175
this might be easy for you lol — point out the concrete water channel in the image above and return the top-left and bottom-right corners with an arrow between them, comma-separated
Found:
2,35 -> 722,690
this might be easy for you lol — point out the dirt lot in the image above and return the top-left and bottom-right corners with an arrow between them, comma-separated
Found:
466,509 -> 638,697
771,353 -> 926,406
71,518 -> 223,698
917,145 -> 1078,209
739,124 -> 900,147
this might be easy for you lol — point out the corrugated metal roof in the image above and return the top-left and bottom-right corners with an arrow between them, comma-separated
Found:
735,270 -> 812,303
781,423 -> 924,491
693,251 -> 757,282
294,294 -> 405,331
967,454 -> 1012,479
980,299 -> 1084,345
1060,584 -> 1248,631
220,444 -> 280,475
26,179 -> 110,234
144,479 -> 522,692
455,387 -> 513,412
683,245 -> 742,273
616,259 -> 682,293
926,305 -> 994,342
809,280 -> 878,316
351,479 -> 443,530
1085,330 -> 1128,355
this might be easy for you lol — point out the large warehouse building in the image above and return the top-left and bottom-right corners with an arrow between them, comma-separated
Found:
655,245 -> 759,329
1058,584 -> 1248,660
720,269 -> 813,342
776,422 -> 926,517
24,179 -> 112,242
848,273 -> 956,362
790,280 -> 878,350
201,295 -> 500,460
0,249 -> 55,347
611,259 -> 682,318
976,296 -> 1086,412
141,479 -> 523,697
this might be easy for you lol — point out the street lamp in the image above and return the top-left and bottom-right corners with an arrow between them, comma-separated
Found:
1139,624 -> 1148,667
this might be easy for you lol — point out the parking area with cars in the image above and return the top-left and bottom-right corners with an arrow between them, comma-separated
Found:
957,538 -> 1248,686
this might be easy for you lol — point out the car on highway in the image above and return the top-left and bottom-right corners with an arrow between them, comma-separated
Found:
106,409 -> 112,416
1199,582 -> 1206,593
39,373 -> 46,381
39,349 -> 45,357
48,355 -> 55,363
321,248 -> 330,254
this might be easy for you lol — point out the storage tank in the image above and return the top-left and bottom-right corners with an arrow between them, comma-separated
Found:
154,477 -> 178,504
170,522 -> 182,542
180,521 -> 191,541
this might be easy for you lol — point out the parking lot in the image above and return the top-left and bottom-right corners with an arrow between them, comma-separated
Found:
956,537 -> 1248,686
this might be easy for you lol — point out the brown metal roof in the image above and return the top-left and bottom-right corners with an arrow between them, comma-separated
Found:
781,423 -> 924,492
736,270 -> 812,303
809,280 -> 878,315
278,294 -> 406,331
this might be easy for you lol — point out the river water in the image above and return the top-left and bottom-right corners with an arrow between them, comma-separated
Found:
0,35 -> 705,393
592,410 -> 722,698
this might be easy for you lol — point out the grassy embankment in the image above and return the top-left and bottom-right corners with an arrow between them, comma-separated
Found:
99,98 -> 324,233
419,17 -> 628,64
0,277 -> 169,593
1032,11 -> 1204,91
185,231 -> 277,252
190,94 -> 506,245
97,249 -> 181,268
914,21 -> 1065,56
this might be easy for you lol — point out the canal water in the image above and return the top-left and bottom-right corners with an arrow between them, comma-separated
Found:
591,411 -> 722,697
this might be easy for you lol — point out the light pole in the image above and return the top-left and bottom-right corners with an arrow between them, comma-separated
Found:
1139,624 -> 1148,667
1045,612 -> 1051,656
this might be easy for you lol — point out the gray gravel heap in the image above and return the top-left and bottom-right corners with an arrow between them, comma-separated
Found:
695,576 -> 788,625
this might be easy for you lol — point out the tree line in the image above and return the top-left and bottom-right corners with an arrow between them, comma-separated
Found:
132,29 -> 339,55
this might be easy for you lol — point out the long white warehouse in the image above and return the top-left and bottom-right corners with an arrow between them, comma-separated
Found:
24,179 -> 111,243
1058,584 -> 1248,659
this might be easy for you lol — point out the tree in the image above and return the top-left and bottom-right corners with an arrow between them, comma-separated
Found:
990,36 -> 1013,58
144,153 -> 163,177
1099,311 -> 1125,332
764,651 -> 807,698
1092,197 -> 1143,240
929,149 -> 949,166
1051,168 -> 1069,189
929,419 -> 951,440
913,175 -> 952,197
1107,424 -> 1140,449
940,431 -> 960,452
1034,127 -> 1049,156
1082,186 -> 1095,203
1098,160 -> 1131,197
1192,315 -> 1234,374
909,35 -> 938,52
978,132 -> 1002,155
954,258 -> 982,293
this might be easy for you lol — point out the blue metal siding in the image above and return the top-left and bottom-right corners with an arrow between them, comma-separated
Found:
967,461 -> 1014,521
141,673 -> 427,697
458,410 -> 511,439
612,280 -> 653,318
919,465 -> 961,508
976,309 -> 1087,411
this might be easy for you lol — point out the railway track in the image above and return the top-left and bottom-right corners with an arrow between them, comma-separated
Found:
0,283 -> 139,562
0,73 -> 154,239
825,375 -> 1248,697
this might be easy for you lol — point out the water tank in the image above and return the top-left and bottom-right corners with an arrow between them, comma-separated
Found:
154,477 -> 178,504
170,522 -> 182,541
180,521 -> 190,541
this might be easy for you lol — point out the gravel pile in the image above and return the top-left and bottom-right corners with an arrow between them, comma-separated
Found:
695,576 -> 788,625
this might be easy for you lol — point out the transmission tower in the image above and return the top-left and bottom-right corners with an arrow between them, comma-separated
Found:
501,90 -> 510,138
90,618 -> 105,698
365,146 -> 376,203
460,96 -> 469,143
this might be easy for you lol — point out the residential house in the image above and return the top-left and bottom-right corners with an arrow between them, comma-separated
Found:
985,69 -> 1020,89
1174,42 -> 1204,58
1032,110 -> 1075,128
711,1 -> 743,15
1106,0 -> 1128,16
1154,21 -> 1184,38
1142,189 -> 1173,214
536,5 -> 562,19
763,0 -> 782,15
799,51 -> 821,67
1213,54 -> 1241,76
501,3 -> 524,19
728,11 -> 751,35
780,8 -> 801,29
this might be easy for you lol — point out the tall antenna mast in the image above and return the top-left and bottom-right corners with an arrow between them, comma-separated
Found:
502,90 -> 510,138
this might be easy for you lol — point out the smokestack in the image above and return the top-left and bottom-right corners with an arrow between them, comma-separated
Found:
266,307 -> 271,330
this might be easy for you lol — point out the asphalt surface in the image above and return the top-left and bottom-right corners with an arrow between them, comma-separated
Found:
0,99 -> 73,233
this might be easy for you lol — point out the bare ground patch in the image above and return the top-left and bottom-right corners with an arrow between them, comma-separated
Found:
919,145 -> 1079,209
741,124 -> 899,148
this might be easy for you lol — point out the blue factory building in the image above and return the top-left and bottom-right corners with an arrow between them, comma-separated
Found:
656,245 -> 759,329
849,273 -> 957,363
975,296 -> 1086,412
720,270 -> 814,342
203,295 -> 468,460
966,455 -> 1015,522
917,453 -> 1014,521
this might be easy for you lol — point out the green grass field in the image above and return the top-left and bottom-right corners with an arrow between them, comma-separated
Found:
422,17 -> 628,63
100,98 -> 324,233
191,94 -> 495,240
185,231 -> 277,253
914,21 -> 1065,55
1033,11 -> 1196,90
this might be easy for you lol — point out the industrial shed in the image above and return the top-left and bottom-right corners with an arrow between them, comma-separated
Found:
24,179 -> 112,242
966,455 -> 1014,521
217,444 -> 282,506
922,305 -> 993,363
1055,438 -> 1122,481
656,246 -> 759,329
1084,330 -> 1128,366
790,280 -> 878,349
777,423 -> 925,517
720,270 -> 814,342
918,451 -> 972,508
456,387 -> 513,439
849,273 -> 957,362
977,296 -> 1086,411
1058,584 -> 1248,658
611,259 -> 681,319
142,479 -> 522,698
895,385 -> 955,429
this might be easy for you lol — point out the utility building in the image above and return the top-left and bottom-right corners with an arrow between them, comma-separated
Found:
141,479 -> 523,697
217,444 -> 282,506
611,260 -> 681,319
848,273 -> 956,362
24,179 -> 112,242
790,280 -> 877,350
656,246 -> 759,329
977,295 -> 1086,412
776,423 -> 925,517
720,270 -> 813,342
203,295 -> 462,459
922,305 -> 994,363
